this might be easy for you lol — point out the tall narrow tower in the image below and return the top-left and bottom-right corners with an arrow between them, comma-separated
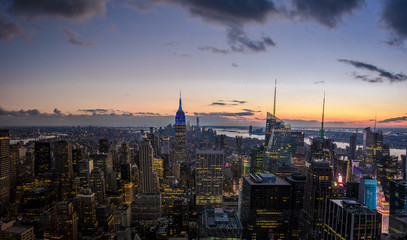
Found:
319,91 -> 325,139
174,92 -> 187,162
0,129 -> 10,207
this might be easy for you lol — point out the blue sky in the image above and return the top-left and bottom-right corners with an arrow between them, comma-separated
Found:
0,0 -> 406,127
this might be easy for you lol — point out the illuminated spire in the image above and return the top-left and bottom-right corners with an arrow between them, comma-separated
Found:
320,91 -> 325,139
273,79 -> 277,117
374,113 -> 377,132
179,90 -> 182,111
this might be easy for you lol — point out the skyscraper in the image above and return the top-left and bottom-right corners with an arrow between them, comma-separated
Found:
54,140 -> 73,179
0,129 -> 10,208
34,142 -> 51,178
301,160 -> 332,239
90,167 -> 107,204
359,176 -> 377,210
349,133 -> 357,160
322,199 -> 382,239
139,138 -> 159,193
174,93 -> 187,162
363,127 -> 383,164
195,149 -> 224,208
77,188 -> 98,236
263,113 -> 292,174
241,173 -> 291,240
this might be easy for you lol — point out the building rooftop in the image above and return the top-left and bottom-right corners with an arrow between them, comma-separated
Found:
196,149 -> 224,155
203,208 -> 242,230
3,226 -> 32,234
331,199 -> 379,214
245,173 -> 290,186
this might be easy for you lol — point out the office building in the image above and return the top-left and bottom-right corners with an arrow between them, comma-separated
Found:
139,138 -> 159,193
249,145 -> 264,174
99,139 -> 109,154
195,149 -> 224,208
90,167 -> 107,204
286,174 -> 306,240
54,141 -> 73,179
263,113 -> 292,174
174,94 -> 187,162
1,225 -> 34,240
389,179 -> 407,215
322,199 -> 382,239
359,176 -> 377,210
300,160 -> 332,239
349,133 -> 357,160
79,159 -> 94,188
77,188 -> 98,235
90,153 -> 113,177
52,200 -> 78,240
0,129 -> 10,209
241,173 -> 291,240
363,127 -> 383,164
34,142 -> 51,178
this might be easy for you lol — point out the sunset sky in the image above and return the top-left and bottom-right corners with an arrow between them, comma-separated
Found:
0,0 -> 406,127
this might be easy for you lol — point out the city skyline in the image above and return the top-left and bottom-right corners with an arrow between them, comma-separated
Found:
1,0 -> 407,128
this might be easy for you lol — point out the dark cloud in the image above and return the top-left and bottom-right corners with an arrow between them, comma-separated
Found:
227,27 -> 276,53
0,15 -> 21,41
231,100 -> 247,104
124,0 -> 154,12
338,59 -> 407,83
9,0 -> 107,21
63,28 -> 93,46
160,0 -> 277,26
354,74 -> 383,83
379,116 -> 407,123
242,109 -> 261,113
78,109 -> 109,114
0,107 -> 41,116
211,102 -> 227,106
199,46 -> 230,54
232,63 -> 239,68
194,111 -> 254,117
292,0 -> 364,28
313,80 -> 325,84
134,112 -> 160,116
53,108 -> 62,115
382,0 -> 407,40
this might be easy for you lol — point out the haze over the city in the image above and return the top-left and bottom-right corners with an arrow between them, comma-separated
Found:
1,0 -> 406,127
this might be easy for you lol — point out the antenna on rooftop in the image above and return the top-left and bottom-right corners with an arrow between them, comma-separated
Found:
273,79 -> 277,116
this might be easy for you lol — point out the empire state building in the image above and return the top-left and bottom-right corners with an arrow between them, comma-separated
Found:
174,94 -> 186,162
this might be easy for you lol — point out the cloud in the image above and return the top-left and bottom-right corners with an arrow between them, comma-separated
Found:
242,109 -> 261,113
292,0 -> 364,28
227,27 -> 276,53
211,100 -> 247,106
353,74 -> 383,83
124,0 -> 154,12
211,102 -> 227,106
338,59 -> 407,83
313,80 -> 325,84
63,28 -> 94,46
0,107 -> 41,116
9,0 -> 107,21
232,63 -> 239,68
0,15 -> 21,41
382,0 -> 407,40
199,46 -> 230,54
160,0 -> 277,26
78,109 -> 109,114
379,115 -> 407,123
53,108 -> 62,115
194,111 -> 254,117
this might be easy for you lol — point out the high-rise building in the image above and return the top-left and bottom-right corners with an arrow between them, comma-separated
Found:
389,179 -> 407,215
34,142 -> 51,178
98,139 -> 109,153
263,113 -> 292,174
79,159 -> 93,188
363,127 -> 383,164
72,148 -> 84,177
249,145 -> 264,174
286,174 -> 306,240
195,149 -> 224,208
359,176 -> 377,210
52,200 -> 78,240
54,141 -> 73,179
90,167 -> 107,204
90,153 -> 113,177
1,225 -> 34,240
77,188 -> 98,236
241,173 -> 291,240
120,142 -> 131,164
349,133 -> 357,160
174,94 -> 187,162
139,138 -> 159,193
322,199 -> 382,239
300,161 -> 332,239
0,129 -> 10,208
